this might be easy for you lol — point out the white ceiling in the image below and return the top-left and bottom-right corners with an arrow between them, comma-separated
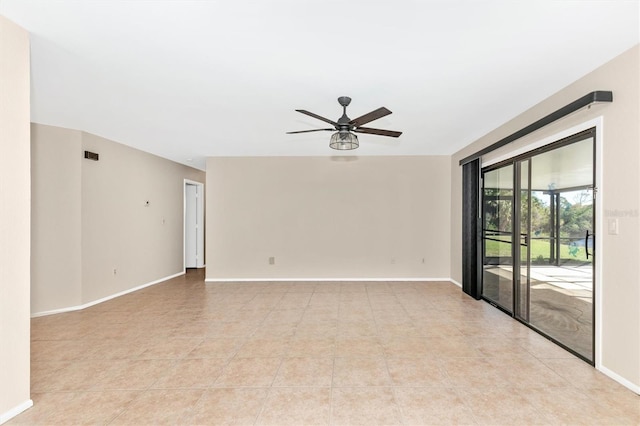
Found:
1,1 -> 638,170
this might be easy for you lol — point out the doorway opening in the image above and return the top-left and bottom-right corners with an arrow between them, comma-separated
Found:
481,128 -> 596,363
184,179 -> 205,270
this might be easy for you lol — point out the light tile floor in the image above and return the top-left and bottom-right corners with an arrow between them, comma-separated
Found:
9,270 -> 640,425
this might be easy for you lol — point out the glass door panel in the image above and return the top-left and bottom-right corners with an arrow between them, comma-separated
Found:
482,164 -> 514,312
527,137 -> 595,362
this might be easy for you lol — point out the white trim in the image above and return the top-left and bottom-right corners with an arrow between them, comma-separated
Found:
593,118 -> 604,372
205,277 -> 455,283
449,278 -> 462,288
598,365 -> 640,395
0,399 -> 33,425
481,117 -> 604,167
31,271 -> 184,317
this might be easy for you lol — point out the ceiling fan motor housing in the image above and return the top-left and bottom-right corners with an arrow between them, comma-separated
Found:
337,97 -> 352,125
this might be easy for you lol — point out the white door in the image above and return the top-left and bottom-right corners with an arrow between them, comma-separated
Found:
185,183 -> 198,268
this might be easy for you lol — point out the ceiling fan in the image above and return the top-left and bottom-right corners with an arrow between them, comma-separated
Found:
287,96 -> 402,150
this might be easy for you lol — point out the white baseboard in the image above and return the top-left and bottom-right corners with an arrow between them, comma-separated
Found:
31,271 -> 185,318
598,365 -> 640,395
205,277 -> 455,283
449,278 -> 462,288
0,399 -> 33,425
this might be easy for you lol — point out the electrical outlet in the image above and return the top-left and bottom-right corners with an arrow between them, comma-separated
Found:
269,256 -> 275,265
113,268 -> 117,275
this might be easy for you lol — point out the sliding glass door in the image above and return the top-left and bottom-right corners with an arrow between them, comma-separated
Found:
481,129 -> 595,363
482,164 -> 514,313
525,138 -> 595,361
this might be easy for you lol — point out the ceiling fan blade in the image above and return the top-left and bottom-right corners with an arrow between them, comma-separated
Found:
349,107 -> 392,126
286,128 -> 334,134
295,110 -> 339,127
353,127 -> 403,138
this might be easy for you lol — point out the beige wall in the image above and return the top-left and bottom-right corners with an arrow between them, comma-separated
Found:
81,131 -> 205,303
30,124 -> 205,313
206,156 -> 451,280
31,125 -> 82,313
450,45 -> 640,389
0,15 -> 31,422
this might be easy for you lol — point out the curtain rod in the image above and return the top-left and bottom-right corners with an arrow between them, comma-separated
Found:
458,90 -> 612,166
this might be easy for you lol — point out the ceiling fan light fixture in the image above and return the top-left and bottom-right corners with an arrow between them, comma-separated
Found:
329,131 -> 359,150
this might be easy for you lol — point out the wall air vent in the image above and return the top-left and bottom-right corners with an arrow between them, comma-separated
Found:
84,151 -> 99,161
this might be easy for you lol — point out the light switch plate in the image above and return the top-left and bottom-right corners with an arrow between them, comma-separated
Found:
608,218 -> 619,235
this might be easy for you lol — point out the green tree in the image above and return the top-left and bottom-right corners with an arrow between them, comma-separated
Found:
530,193 -> 551,236
483,189 -> 512,233
560,195 -> 592,238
